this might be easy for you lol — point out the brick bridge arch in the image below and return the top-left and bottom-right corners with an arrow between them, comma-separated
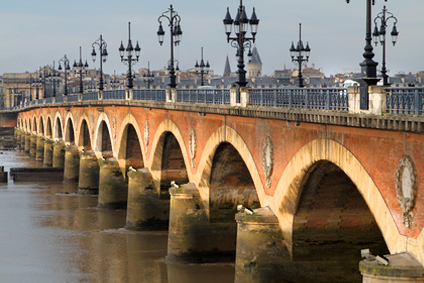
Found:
271,138 -> 406,256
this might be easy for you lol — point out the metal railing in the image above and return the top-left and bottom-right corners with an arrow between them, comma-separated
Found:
249,87 -> 348,111
4,87 -> 424,117
133,89 -> 166,101
104,90 -> 126,100
177,89 -> 231,105
386,87 -> 424,115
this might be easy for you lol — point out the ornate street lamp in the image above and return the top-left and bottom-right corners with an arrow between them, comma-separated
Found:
58,55 -> 71,95
195,47 -> 210,86
73,46 -> 89,94
157,4 -> 183,89
119,22 -> 141,90
290,23 -> 311,88
144,61 -> 154,89
373,5 -> 398,86
223,0 -> 259,87
92,34 -> 108,91
345,0 -> 387,110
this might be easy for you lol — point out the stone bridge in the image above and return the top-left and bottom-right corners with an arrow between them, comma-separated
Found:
4,86 -> 424,282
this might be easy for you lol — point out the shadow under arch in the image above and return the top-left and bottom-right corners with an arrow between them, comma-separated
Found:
64,113 -> 76,145
117,118 -> 145,174
77,118 -> 92,150
38,116 -> 45,137
53,112 -> 63,141
271,138 -> 406,257
93,113 -> 113,157
196,125 -> 265,217
45,116 -> 53,139
149,119 -> 190,192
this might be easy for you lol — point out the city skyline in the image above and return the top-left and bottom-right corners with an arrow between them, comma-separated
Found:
0,0 -> 423,77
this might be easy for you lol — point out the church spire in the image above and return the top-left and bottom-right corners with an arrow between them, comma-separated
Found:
223,55 -> 231,77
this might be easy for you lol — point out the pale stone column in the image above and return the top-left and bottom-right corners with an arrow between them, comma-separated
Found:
52,142 -> 65,168
29,134 -> 37,157
77,150 -> 100,195
167,183 -> 236,263
43,140 -> 54,167
348,85 -> 386,115
126,168 -> 169,231
63,145 -> 80,183
235,207 -> 287,283
35,137 -> 45,161
97,157 -> 127,209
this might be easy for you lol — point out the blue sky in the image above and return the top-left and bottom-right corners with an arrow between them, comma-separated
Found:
0,0 -> 423,77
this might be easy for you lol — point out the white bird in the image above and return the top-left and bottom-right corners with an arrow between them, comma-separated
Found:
170,181 -> 180,189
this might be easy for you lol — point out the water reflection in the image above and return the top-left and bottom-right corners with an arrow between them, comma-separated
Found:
0,150 -> 235,283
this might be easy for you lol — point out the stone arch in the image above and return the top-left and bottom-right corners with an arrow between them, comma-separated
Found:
32,117 -> 37,134
53,112 -> 63,141
45,116 -> 53,139
24,118 -> 28,132
271,138 -> 406,256
149,119 -> 190,192
38,116 -> 45,137
196,126 -> 265,215
28,118 -> 32,132
208,142 -> 260,223
117,115 -> 145,173
94,113 -> 113,156
64,114 -> 76,145
78,119 -> 92,150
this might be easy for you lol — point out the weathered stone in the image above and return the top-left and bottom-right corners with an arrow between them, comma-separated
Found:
126,168 -> 169,231
77,150 -> 99,195
98,157 -> 127,209
360,252 -> 424,282
43,140 -> 54,167
29,135 -> 36,157
63,145 -> 80,183
52,142 -> 65,168
167,183 -> 236,263
35,137 -> 45,161
235,207 -> 288,283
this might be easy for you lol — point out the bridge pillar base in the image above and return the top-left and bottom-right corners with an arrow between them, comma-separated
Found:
166,183 -> 236,263
126,168 -> 169,231
77,150 -> 99,195
43,140 -> 54,167
24,133 -> 30,153
235,207 -> 288,283
35,137 -> 45,161
64,145 -> 80,183
360,252 -> 424,283
29,135 -> 36,157
15,129 -> 22,148
98,157 -> 127,209
52,142 -> 65,168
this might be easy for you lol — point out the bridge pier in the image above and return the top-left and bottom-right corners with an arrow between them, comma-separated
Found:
35,137 -> 45,161
77,150 -> 99,195
167,183 -> 236,263
126,168 -> 169,230
52,142 -> 65,168
23,133 -> 30,153
29,135 -> 36,157
63,145 -> 80,183
360,252 -> 424,282
15,129 -> 22,148
235,207 -> 287,283
97,157 -> 127,209
43,140 -> 54,167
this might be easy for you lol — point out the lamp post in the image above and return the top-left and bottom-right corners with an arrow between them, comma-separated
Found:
144,61 -> 155,89
157,4 -> 183,89
39,67 -> 49,99
92,34 -> 108,91
195,47 -> 210,86
345,0 -> 387,109
223,0 -> 259,87
58,55 -> 70,96
290,23 -> 311,88
373,5 -> 398,86
73,46 -> 89,94
119,22 -> 141,90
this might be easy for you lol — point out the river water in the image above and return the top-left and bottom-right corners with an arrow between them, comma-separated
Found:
0,150 -> 234,283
